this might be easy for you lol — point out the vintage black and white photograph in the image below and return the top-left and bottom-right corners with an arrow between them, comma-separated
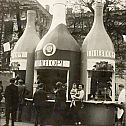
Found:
0,0 -> 126,126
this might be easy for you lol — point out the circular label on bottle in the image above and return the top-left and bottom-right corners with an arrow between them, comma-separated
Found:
43,43 -> 56,56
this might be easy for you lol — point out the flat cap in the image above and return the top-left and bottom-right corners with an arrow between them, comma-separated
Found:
119,84 -> 124,88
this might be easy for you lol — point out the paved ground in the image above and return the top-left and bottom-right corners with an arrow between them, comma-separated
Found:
0,117 -> 78,126
0,118 -> 34,126
0,118 -> 83,126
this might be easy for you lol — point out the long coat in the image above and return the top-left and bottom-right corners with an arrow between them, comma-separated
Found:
4,84 -> 19,109
33,88 -> 47,106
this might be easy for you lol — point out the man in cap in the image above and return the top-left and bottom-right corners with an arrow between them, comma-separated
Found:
4,78 -> 19,126
117,84 -> 125,125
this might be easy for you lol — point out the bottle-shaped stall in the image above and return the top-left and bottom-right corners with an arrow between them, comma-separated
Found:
81,1 -> 116,126
35,0 -> 80,100
11,10 -> 40,96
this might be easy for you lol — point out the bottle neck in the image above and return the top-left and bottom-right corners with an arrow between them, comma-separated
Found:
93,3 -> 104,27
49,3 -> 66,32
25,12 -> 36,31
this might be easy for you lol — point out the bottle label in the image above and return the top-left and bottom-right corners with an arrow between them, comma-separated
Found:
43,43 -> 56,56
35,60 -> 70,68
87,50 -> 115,59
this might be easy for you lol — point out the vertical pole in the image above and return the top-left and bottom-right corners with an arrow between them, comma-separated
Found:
0,4 -> 4,71
12,71 -> 15,78
66,70 -> 69,101
86,70 -> 88,101
122,35 -> 126,126
33,70 -> 37,95
34,70 -> 37,83
112,72 -> 115,102
124,78 -> 126,126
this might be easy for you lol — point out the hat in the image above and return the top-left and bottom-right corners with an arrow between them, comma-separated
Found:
119,84 -> 124,88
38,83 -> 44,88
56,82 -> 63,88
18,79 -> 24,83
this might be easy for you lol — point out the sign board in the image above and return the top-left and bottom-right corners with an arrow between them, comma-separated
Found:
35,60 -> 70,68
87,50 -> 115,59
11,52 -> 27,59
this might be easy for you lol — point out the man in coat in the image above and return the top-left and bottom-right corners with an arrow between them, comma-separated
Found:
17,79 -> 26,122
53,82 -> 66,126
33,83 -> 47,126
0,80 -> 3,102
4,78 -> 19,126
117,84 -> 125,125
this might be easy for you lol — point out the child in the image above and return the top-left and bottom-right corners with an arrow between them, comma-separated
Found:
70,83 -> 78,107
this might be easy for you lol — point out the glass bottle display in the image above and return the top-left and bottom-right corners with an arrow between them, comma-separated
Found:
11,10 -> 40,96
35,0 -> 80,100
81,1 -> 115,101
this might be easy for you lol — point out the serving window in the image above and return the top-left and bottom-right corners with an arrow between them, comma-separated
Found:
87,61 -> 114,101
37,69 -> 67,100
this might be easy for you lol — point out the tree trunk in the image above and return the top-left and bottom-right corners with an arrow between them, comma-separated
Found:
16,4 -> 23,38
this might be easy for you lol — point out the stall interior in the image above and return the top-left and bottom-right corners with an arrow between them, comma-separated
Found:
87,61 -> 114,101
37,69 -> 67,100
88,70 -> 112,101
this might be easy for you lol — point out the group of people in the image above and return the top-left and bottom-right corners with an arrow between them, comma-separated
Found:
33,81 -> 67,126
32,82 -> 84,126
1,77 -> 126,126
3,78 -> 28,126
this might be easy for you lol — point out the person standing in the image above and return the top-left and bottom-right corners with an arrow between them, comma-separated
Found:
70,83 -> 78,108
0,81 -> 3,102
70,84 -> 84,125
17,79 -> 26,122
53,82 -> 66,126
33,83 -> 47,126
117,84 -> 125,125
4,78 -> 19,126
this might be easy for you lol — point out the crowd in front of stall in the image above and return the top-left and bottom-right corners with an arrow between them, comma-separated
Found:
0,78 -> 125,126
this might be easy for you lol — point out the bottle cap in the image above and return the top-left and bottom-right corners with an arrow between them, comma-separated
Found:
95,0 -> 104,8
53,0 -> 67,6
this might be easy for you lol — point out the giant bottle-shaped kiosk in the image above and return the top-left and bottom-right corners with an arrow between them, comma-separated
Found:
81,1 -> 116,126
11,10 -> 40,96
35,0 -> 80,100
